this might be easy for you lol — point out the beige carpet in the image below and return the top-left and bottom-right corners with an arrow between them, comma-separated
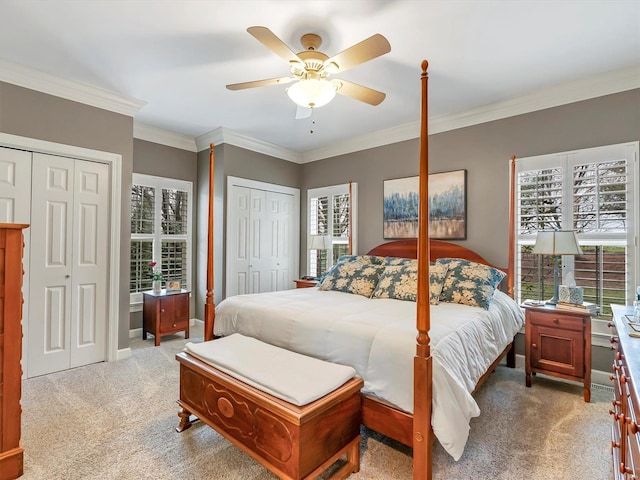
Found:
21,325 -> 612,479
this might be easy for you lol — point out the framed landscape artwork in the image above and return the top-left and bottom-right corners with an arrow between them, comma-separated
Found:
383,169 -> 467,240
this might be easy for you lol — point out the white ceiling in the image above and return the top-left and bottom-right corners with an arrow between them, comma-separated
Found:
0,0 -> 638,160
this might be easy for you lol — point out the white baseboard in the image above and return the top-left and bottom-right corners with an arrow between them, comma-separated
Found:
117,348 -> 132,361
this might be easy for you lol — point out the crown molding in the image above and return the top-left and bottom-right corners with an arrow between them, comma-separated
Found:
300,65 -> 640,162
0,58 -> 146,116
133,123 -> 197,152
302,122 -> 419,162
4,57 -> 636,161
196,127 -> 302,163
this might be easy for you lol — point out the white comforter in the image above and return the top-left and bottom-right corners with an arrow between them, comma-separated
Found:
213,287 -> 523,460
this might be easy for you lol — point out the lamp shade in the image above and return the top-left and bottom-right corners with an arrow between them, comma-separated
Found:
287,79 -> 337,108
309,235 -> 332,250
532,230 -> 583,255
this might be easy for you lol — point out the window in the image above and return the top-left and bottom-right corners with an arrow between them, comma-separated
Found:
130,174 -> 193,304
516,142 -> 638,317
307,183 -> 357,277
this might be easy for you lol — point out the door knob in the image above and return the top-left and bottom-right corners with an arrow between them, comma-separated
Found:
65,275 -> 71,279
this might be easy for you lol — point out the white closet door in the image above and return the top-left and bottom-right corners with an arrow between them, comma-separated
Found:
29,153 -> 75,376
266,191 -> 293,291
228,186 -> 251,296
28,153 -> 109,377
249,189 -> 267,293
70,160 -> 108,368
226,180 -> 299,298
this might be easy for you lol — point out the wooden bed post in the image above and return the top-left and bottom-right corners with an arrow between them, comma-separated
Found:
413,59 -> 432,480
507,155 -> 516,299
204,143 -> 215,341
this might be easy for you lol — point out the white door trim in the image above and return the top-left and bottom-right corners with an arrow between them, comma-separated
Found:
0,132 -> 122,363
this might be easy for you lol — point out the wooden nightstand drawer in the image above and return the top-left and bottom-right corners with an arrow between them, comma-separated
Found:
527,310 -> 586,331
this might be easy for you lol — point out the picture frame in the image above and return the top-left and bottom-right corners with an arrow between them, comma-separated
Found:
167,279 -> 182,292
383,169 -> 467,240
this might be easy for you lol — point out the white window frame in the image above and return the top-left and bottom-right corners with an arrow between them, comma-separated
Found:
130,173 -> 193,307
307,183 -> 358,276
515,142 -> 639,307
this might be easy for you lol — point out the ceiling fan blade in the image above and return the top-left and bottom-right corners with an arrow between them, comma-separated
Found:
323,34 -> 391,73
334,79 -> 386,106
226,77 -> 294,90
247,26 -> 304,66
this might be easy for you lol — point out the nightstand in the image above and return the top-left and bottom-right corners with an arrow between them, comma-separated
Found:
294,279 -> 318,288
524,304 -> 591,402
142,289 -> 190,346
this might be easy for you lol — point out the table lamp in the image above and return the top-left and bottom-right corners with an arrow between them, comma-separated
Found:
531,230 -> 583,305
309,234 -> 332,276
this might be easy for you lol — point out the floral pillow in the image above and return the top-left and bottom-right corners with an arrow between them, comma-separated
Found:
429,262 -> 449,305
383,256 -> 416,266
318,262 -> 386,297
370,261 -> 449,305
436,258 -> 506,309
336,254 -> 385,265
371,263 -> 418,301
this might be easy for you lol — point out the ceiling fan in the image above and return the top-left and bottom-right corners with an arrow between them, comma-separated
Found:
226,26 -> 391,110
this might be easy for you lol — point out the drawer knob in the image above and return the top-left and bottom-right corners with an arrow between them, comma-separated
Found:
612,440 -> 620,449
553,317 -> 559,323
173,323 -> 177,328
612,399 -> 622,407
621,463 -> 633,475
611,337 -> 619,344
161,309 -> 165,313
608,322 -> 615,329
531,343 -> 537,349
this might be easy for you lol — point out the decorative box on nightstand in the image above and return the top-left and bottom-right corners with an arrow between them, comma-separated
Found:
524,304 -> 592,402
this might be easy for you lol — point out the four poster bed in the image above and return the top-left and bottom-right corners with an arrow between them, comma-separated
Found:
178,61 -> 522,479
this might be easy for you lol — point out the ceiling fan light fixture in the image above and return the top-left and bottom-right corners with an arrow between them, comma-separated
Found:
286,78 -> 337,108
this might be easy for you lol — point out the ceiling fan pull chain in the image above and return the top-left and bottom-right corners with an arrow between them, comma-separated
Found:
310,108 -> 316,134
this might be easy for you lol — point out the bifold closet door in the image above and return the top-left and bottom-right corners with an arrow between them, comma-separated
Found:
28,153 -> 108,377
227,184 -> 295,297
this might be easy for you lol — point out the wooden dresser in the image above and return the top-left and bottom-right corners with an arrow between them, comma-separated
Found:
610,303 -> 640,479
0,223 -> 28,480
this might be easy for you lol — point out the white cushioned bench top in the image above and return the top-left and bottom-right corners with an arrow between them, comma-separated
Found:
184,334 -> 357,406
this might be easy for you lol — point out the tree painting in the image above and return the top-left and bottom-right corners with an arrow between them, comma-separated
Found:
383,170 -> 466,239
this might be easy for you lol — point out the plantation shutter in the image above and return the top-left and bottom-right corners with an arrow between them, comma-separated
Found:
515,142 -> 638,317
307,184 -> 358,277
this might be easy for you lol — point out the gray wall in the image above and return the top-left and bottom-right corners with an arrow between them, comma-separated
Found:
302,89 -> 640,268
130,139 -> 198,329
0,81 -> 134,350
